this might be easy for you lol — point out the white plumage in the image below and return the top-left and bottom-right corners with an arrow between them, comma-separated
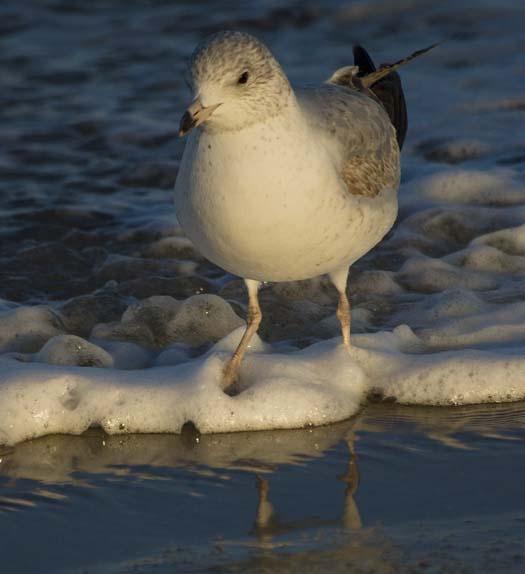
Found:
176,96 -> 398,282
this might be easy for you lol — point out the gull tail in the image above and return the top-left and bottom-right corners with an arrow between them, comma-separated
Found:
329,43 -> 437,150
356,43 -> 437,150
354,44 -> 407,150
358,44 -> 438,89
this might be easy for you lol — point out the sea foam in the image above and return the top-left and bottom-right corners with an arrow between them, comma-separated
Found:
1,319 -> 525,446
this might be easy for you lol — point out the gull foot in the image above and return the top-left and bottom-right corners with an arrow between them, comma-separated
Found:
222,361 -> 241,396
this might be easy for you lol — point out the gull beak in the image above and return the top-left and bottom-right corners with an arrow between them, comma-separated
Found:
178,99 -> 221,137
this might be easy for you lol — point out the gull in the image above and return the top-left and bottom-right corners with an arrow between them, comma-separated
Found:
175,31 -> 434,392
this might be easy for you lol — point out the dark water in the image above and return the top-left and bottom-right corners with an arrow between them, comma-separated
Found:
2,403 -> 525,573
2,0 -> 524,309
2,0 -> 525,572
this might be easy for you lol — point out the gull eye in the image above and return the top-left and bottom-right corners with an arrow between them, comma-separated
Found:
238,71 -> 249,85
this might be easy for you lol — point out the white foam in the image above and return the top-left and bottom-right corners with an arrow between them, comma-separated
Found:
414,168 -> 525,206
0,329 -> 365,446
393,288 -> 487,326
471,224 -> 525,255
167,294 -> 245,346
91,294 -> 244,349
36,335 -> 114,368
415,302 -> 525,350
397,255 -> 499,292
354,327 -> 525,405
2,321 -> 525,446
446,244 -> 525,273
0,306 -> 64,353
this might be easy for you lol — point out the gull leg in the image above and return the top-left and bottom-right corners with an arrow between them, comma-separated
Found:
222,279 -> 261,393
341,432 -> 362,530
329,266 -> 351,347
253,474 -> 276,546
255,475 -> 274,531
336,290 -> 351,347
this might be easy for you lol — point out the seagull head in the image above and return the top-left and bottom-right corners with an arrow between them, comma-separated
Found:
179,31 -> 292,136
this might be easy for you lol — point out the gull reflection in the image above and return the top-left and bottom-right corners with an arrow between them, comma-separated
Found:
252,428 -> 361,548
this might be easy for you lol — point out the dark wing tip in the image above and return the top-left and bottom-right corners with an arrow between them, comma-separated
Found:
371,73 -> 407,150
353,44 -> 376,75
352,45 -> 407,150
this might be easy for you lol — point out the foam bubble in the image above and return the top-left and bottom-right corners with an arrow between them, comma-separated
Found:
36,335 -> 114,368
396,255 -> 499,292
416,302 -> 525,350
0,306 -> 64,353
416,169 -> 525,206
154,344 -> 192,367
58,293 -> 127,338
446,244 -> 525,273
351,270 -> 404,300
392,288 -> 487,327
166,294 -> 245,346
141,236 -> 203,260
94,340 -> 153,369
472,224 -> 525,255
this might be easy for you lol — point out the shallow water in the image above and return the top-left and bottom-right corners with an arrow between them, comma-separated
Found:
3,403 -> 525,573
2,0 -> 525,570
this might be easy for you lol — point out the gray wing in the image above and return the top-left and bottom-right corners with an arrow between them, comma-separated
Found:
296,84 -> 400,198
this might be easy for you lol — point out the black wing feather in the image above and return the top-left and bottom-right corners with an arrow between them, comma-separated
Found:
353,45 -> 407,150
353,44 -> 376,75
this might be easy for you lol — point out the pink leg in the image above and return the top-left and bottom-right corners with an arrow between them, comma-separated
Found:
329,266 -> 351,347
222,279 -> 261,393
